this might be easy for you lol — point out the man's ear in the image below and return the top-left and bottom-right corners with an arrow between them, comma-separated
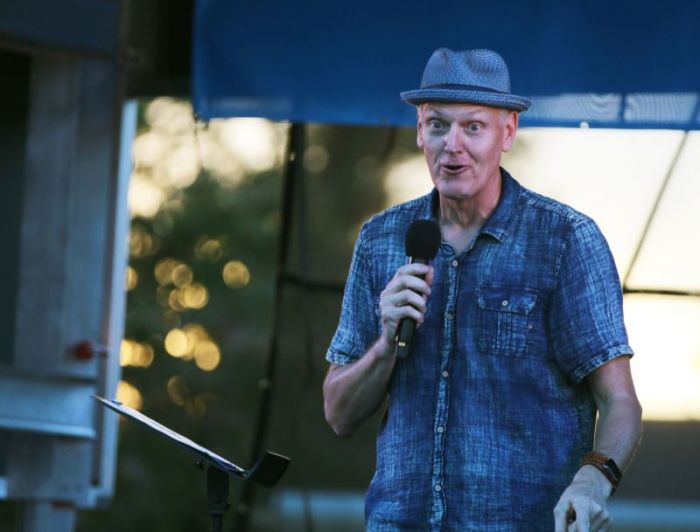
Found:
501,111 -> 518,152
416,109 -> 424,149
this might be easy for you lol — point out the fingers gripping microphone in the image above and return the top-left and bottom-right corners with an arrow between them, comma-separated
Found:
395,219 -> 441,358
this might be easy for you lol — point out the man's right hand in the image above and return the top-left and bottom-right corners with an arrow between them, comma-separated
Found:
324,262 -> 433,436
379,263 -> 434,346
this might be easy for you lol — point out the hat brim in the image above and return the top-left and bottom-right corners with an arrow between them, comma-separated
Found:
400,88 -> 531,112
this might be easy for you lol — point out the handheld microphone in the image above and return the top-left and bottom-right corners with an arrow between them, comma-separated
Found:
395,219 -> 441,358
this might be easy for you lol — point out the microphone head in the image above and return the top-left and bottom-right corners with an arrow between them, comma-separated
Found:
405,219 -> 441,260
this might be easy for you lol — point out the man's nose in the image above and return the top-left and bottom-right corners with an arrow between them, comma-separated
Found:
443,124 -> 464,153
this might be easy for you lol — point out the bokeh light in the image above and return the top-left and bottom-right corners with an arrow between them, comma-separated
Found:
304,144 -> 330,173
172,263 -> 194,287
215,118 -> 280,173
120,339 -> 155,368
167,289 -> 187,312
223,260 -> 251,288
127,99 -> 285,226
154,259 -> 207,311
195,237 -> 224,262
382,155 -> 431,207
128,173 -> 166,218
190,394 -> 214,416
116,380 -> 143,411
180,283 -> 209,308
168,283 -> 210,311
183,323 -> 209,342
164,328 -> 191,358
166,379 -> 215,416
125,266 -> 138,291
129,225 -> 160,258
166,375 -> 189,406
163,139 -> 200,189
145,97 -> 194,135
194,340 -> 221,371
132,130 -> 169,168
155,258 -> 182,286
163,324 -> 221,372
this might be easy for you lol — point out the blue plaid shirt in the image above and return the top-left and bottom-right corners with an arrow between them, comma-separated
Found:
326,170 -> 633,531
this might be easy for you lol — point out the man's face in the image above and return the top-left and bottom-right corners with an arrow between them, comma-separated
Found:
417,103 -> 518,203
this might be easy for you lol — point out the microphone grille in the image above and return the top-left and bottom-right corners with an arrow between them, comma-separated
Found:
405,219 -> 441,259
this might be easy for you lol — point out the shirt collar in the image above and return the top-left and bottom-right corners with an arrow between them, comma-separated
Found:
479,167 -> 521,242
426,167 -> 521,243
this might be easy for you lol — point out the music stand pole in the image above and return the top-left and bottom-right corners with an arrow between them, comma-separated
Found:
207,465 -> 230,532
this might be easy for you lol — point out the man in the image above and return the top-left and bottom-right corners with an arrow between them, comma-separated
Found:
323,48 -> 642,531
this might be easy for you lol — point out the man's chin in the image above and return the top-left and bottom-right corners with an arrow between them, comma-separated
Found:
435,181 -> 476,200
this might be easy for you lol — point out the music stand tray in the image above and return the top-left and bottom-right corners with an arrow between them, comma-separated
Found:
93,395 -> 290,531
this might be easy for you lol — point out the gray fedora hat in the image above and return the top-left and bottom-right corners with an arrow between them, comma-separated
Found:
401,48 -> 531,112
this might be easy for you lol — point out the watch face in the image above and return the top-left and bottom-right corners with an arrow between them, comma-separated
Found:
605,458 -> 622,479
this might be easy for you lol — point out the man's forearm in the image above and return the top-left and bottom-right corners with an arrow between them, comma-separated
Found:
554,394 -> 642,531
554,358 -> 642,530
569,388 -> 643,499
592,392 -> 643,471
568,393 -> 643,497
323,337 -> 397,437
584,356 -> 643,484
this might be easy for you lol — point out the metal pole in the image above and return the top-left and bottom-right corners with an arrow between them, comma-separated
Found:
622,131 -> 688,288
231,123 -> 305,531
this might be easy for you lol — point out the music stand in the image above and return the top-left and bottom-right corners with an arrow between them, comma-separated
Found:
93,396 -> 290,532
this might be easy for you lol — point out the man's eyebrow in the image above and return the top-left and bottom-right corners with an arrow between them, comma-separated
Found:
423,110 -> 454,121
422,109 -> 444,119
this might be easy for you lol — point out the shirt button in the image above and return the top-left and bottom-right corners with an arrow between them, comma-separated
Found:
442,371 -> 449,378
437,426 -> 445,433
434,484 -> 442,492
446,313 -> 453,321
501,299 -> 509,307
451,259 -> 458,267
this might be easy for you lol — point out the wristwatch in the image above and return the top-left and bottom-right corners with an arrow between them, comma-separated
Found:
581,451 -> 622,494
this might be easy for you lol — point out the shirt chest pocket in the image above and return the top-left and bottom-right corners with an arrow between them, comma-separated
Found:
476,287 -> 538,357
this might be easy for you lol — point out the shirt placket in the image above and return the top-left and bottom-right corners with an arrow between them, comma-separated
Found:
429,253 -> 460,530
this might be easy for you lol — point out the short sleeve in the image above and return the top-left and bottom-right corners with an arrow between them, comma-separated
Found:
550,218 -> 633,382
325,225 -> 381,365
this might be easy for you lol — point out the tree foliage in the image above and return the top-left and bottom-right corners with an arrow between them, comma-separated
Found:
77,100 -> 419,531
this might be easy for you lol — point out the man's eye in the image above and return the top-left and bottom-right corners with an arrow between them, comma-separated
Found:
467,123 -> 481,132
429,120 -> 443,129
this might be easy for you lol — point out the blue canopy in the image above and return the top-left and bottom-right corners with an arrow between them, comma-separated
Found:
0,0 -> 117,56
193,0 -> 700,129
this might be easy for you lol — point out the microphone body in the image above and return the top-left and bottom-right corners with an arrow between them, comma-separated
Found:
394,220 -> 441,358
394,257 -> 429,358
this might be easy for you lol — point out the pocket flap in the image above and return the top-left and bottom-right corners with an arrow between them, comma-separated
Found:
477,287 -> 537,314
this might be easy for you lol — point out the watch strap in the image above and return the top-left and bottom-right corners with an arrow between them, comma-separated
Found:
581,451 -> 622,494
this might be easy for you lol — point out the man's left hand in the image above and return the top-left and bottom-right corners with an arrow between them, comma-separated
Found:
553,465 -> 613,532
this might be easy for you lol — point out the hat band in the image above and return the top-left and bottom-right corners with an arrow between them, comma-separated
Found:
422,83 -> 507,95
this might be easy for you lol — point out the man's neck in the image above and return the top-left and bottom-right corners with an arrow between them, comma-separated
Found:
437,172 -> 502,254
